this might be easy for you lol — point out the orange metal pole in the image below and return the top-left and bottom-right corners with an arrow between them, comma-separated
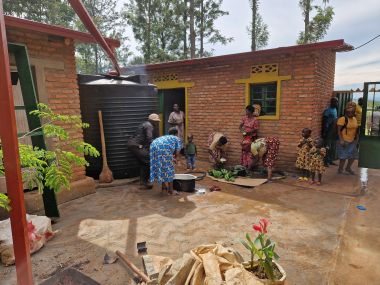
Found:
0,2 -> 34,285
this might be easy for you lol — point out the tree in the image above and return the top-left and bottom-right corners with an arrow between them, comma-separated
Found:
248,0 -> 269,51
3,0 -> 75,28
182,0 -> 189,58
298,0 -> 334,44
189,0 -> 196,58
123,0 -> 185,63
194,0 -> 233,57
74,0 -> 130,74
4,0 -> 130,74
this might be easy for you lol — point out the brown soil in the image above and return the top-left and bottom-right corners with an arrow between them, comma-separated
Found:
244,262 -> 283,281
1,160 -> 377,285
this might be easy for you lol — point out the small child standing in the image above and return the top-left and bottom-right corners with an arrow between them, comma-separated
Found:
309,138 -> 327,185
185,134 -> 197,170
295,128 -> 314,181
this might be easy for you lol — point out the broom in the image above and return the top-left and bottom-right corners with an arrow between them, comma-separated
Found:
98,110 -> 114,183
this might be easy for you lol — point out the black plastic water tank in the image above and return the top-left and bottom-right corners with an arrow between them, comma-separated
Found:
78,74 -> 157,179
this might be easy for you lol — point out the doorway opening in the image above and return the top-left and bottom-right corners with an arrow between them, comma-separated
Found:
158,88 -> 186,136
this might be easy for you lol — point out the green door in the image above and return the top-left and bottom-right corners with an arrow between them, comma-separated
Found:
8,43 -> 59,218
359,82 -> 380,169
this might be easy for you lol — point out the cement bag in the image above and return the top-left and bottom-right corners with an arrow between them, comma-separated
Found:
153,244 -> 263,285
0,214 -> 55,266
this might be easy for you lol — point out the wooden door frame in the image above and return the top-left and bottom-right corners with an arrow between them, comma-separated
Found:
154,81 -> 194,142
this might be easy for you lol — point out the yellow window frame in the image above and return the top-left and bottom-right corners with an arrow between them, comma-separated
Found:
235,65 -> 291,120
154,80 -> 194,141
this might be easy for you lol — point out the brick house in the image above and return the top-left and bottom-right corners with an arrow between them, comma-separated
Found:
143,40 -> 352,169
0,16 -> 119,214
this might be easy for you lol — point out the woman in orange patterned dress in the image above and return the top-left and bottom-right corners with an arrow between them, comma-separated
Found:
295,128 -> 313,181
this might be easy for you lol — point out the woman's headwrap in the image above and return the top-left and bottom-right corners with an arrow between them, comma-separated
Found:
251,138 -> 267,157
253,104 -> 261,117
346,101 -> 356,112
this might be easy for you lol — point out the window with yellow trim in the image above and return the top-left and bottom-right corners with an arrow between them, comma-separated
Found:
250,82 -> 277,116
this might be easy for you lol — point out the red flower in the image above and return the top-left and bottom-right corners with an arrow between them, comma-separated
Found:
259,218 -> 270,234
253,223 -> 263,233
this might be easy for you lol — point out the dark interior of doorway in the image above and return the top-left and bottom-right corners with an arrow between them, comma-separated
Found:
160,88 -> 185,135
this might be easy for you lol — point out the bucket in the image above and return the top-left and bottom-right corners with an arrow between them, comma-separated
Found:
173,174 -> 197,192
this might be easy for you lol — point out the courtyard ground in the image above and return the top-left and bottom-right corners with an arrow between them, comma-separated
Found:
1,162 -> 379,285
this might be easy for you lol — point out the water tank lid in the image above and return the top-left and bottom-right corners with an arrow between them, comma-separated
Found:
83,78 -> 141,86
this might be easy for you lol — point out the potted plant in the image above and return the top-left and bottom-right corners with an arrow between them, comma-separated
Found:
240,218 -> 286,284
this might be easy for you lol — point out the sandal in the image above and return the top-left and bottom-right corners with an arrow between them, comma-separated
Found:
316,181 -> 321,186
309,181 -> 316,185
345,169 -> 356,175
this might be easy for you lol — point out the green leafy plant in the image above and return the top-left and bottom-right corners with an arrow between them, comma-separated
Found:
0,193 -> 10,211
0,104 -> 100,210
209,168 -> 237,182
240,218 -> 280,280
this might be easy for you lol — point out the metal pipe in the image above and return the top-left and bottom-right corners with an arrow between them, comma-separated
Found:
0,1 -> 34,284
68,0 -> 121,76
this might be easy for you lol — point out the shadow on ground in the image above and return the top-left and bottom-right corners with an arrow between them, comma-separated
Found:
1,159 -> 375,285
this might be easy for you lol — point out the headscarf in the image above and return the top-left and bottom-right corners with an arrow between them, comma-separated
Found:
346,101 -> 356,112
253,104 -> 261,117
251,138 -> 267,157
209,132 -> 227,151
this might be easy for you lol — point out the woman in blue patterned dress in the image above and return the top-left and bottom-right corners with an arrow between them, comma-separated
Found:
150,128 -> 182,195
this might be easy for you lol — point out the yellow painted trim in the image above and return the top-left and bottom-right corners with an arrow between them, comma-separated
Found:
236,72 -> 291,120
154,80 -> 194,142
154,81 -> 194,89
185,87 -> 189,142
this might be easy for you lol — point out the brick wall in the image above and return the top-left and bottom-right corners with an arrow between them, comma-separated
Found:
147,49 -> 337,170
7,27 -> 86,181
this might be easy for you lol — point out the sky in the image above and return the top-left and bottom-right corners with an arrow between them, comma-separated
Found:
122,0 -> 380,90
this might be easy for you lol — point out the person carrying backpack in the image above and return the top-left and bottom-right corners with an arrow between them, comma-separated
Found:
322,97 -> 338,166
336,102 -> 359,175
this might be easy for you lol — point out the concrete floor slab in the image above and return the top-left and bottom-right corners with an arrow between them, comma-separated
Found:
1,163 -> 378,285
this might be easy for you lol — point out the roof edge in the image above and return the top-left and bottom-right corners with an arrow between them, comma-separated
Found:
4,15 -> 120,48
137,39 -> 351,71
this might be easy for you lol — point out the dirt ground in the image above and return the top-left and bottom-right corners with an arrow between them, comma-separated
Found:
1,161 -> 379,285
